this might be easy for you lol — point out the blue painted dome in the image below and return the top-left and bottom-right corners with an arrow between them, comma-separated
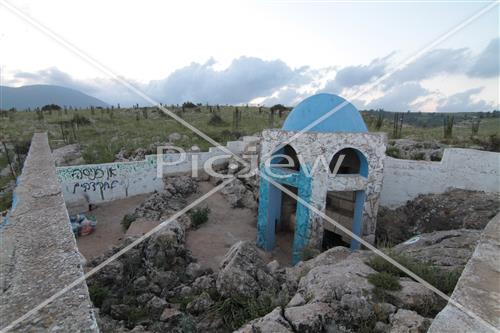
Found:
282,93 -> 367,133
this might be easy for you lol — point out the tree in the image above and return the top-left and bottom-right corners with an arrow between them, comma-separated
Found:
41,104 -> 61,111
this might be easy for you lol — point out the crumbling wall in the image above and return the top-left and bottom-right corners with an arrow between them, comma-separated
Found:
57,136 -> 259,205
380,148 -> 499,208
0,133 -> 98,332
428,212 -> 500,333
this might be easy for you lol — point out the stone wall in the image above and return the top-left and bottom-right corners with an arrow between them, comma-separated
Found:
0,133 -> 98,332
57,136 -> 259,205
380,148 -> 499,208
428,212 -> 500,333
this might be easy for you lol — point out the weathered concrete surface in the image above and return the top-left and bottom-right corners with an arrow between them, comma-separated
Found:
0,133 -> 98,332
428,213 -> 500,333
380,148 -> 499,208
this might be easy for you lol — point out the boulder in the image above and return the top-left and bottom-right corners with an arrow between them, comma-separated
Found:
216,241 -> 278,299
220,179 -> 257,209
393,229 -> 480,272
388,279 -> 441,316
377,189 -> 500,245
284,302 -> 336,332
235,307 -> 294,333
389,309 -> 432,333
168,132 -> 182,142
52,144 -> 85,166
297,255 -> 375,303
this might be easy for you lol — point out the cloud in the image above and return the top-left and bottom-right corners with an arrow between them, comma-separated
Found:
148,57 -> 312,105
322,54 -> 392,93
385,48 -> 470,87
363,82 -> 430,111
467,38 -> 500,78
436,87 -> 493,113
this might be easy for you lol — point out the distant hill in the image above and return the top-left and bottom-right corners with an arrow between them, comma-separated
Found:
0,85 -> 109,110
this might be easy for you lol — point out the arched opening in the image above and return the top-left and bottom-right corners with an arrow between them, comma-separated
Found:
271,144 -> 300,172
324,148 -> 368,250
329,148 -> 367,176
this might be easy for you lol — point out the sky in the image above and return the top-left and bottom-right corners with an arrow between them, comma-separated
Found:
0,0 -> 499,111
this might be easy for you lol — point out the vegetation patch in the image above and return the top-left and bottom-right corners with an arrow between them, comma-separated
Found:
189,206 -> 210,228
121,213 -> 137,231
368,272 -> 401,291
88,285 -> 110,307
367,251 -> 461,295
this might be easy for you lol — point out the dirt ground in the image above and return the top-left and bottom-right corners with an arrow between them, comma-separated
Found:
76,194 -> 149,261
75,181 -> 294,269
186,182 -> 294,271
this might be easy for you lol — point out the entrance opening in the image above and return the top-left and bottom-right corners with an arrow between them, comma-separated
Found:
273,185 -> 297,264
322,190 -> 354,250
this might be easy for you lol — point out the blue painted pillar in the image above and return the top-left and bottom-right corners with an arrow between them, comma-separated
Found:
256,170 -> 282,251
291,171 -> 313,264
350,190 -> 366,250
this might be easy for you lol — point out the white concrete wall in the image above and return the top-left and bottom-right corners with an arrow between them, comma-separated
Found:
57,137 -> 259,204
380,148 -> 500,208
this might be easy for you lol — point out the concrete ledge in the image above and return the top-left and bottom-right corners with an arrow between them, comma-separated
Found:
0,133 -> 98,332
428,213 -> 500,333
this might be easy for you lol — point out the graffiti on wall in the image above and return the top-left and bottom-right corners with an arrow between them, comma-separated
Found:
57,158 -> 158,201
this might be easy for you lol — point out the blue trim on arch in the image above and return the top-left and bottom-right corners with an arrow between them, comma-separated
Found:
350,190 -> 366,250
283,93 -> 368,133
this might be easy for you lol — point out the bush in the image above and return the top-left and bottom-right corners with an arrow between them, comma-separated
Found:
210,294 -> 275,331
368,272 -> 401,291
121,213 -> 136,230
72,114 -> 91,126
88,285 -> 109,307
410,152 -> 426,160
367,251 -> 461,295
189,206 -> 210,228
208,113 -> 227,126
386,146 -> 400,158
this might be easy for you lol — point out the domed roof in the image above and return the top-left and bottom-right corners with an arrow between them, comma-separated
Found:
282,93 -> 367,133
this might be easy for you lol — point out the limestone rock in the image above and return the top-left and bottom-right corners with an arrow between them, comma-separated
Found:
389,309 -> 432,333
297,255 -> 375,303
284,302 -> 336,332
220,178 -> 257,209
388,279 -> 441,315
235,307 -> 294,333
216,241 -> 278,299
393,229 -> 480,272
52,144 -> 85,166
377,189 -> 500,244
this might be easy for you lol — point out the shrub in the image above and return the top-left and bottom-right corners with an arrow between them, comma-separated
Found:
88,285 -> 109,307
210,294 -> 274,331
121,213 -> 136,230
208,113 -> 227,126
368,272 -> 401,291
386,146 -> 400,158
367,251 -> 461,295
189,206 -> 210,228
411,152 -> 426,160
72,114 -> 91,126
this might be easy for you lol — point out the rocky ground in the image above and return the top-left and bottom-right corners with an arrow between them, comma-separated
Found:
89,227 -> 444,333
386,139 -> 445,161
376,189 -> 500,245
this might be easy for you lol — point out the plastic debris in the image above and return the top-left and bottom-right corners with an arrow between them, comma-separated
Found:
69,214 -> 97,237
